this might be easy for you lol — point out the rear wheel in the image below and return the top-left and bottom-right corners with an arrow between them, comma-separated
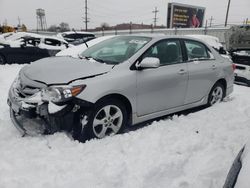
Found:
0,54 -> 6,65
207,82 -> 225,106
76,99 -> 127,142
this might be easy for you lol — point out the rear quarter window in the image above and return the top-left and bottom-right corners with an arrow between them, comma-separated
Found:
184,40 -> 214,60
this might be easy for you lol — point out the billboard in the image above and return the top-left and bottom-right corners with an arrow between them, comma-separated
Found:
167,3 -> 205,28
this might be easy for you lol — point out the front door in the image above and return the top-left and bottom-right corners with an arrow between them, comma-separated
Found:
136,39 -> 188,116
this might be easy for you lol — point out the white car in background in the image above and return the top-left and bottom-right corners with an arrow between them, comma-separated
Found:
230,49 -> 250,86
56,35 -> 115,58
57,31 -> 95,45
0,32 -> 69,49
0,32 -> 41,45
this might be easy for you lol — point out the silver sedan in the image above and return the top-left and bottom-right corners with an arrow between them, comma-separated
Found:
8,35 -> 235,141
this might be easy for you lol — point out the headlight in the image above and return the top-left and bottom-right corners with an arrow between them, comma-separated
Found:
41,85 -> 86,104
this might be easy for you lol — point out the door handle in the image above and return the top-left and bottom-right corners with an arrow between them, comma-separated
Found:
178,69 -> 187,75
212,65 -> 217,70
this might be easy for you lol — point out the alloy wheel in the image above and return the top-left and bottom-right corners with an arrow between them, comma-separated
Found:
210,86 -> 223,105
92,105 -> 123,138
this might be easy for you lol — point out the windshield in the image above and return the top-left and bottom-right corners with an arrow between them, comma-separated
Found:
80,36 -> 151,64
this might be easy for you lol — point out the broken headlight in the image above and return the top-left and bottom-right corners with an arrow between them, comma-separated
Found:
41,85 -> 86,104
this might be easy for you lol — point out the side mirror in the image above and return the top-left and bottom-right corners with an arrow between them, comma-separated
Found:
136,57 -> 160,69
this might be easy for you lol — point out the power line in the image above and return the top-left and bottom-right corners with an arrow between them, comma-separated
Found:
152,7 -> 159,27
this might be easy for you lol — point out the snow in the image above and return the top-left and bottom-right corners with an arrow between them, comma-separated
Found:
1,64 -> 250,188
186,34 -> 223,50
48,102 -> 67,114
56,35 -> 115,58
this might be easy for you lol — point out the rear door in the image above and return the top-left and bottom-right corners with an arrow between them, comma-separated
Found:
136,39 -> 188,116
183,39 -> 219,104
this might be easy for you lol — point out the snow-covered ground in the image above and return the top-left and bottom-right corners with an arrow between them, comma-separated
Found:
0,64 -> 250,188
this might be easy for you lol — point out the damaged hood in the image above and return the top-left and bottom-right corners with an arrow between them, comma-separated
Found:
22,56 -> 113,85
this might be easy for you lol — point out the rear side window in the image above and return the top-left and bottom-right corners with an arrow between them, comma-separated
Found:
184,40 -> 212,60
44,39 -> 61,46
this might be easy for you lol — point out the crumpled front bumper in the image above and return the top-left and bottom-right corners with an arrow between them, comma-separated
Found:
8,85 -> 50,136
7,83 -> 71,136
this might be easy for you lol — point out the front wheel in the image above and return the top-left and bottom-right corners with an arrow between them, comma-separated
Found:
207,83 -> 225,106
77,99 -> 128,142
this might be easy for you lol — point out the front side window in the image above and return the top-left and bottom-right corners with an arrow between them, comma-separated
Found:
142,40 -> 183,65
24,38 -> 41,47
184,40 -> 212,60
81,36 -> 151,64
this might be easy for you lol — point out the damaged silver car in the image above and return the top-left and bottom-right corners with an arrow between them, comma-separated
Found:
7,35 -> 235,141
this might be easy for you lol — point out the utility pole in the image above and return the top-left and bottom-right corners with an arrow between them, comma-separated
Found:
4,19 -> 7,26
84,0 -> 89,31
209,16 -> 214,27
225,0 -> 231,27
18,16 -> 21,27
152,7 -> 159,27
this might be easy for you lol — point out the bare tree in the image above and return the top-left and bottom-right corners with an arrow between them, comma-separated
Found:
59,22 -> 70,32
100,22 -> 110,29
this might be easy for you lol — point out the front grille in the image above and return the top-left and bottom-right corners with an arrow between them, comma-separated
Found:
17,83 -> 41,97
235,65 -> 246,70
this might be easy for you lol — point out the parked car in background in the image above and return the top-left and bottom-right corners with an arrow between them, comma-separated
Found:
57,31 -> 95,45
0,32 -> 40,45
0,35 -> 69,64
223,141 -> 250,188
56,35 -> 115,58
230,48 -> 250,86
8,35 -> 234,142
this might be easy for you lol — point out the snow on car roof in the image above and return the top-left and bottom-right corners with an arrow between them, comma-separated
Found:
60,31 -> 94,35
186,34 -> 223,49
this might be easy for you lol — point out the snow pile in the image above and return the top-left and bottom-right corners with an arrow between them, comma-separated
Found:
0,64 -> 250,188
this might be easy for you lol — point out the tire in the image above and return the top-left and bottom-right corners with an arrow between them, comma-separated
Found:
76,99 -> 128,142
207,82 -> 225,106
247,80 -> 250,87
0,54 -> 6,65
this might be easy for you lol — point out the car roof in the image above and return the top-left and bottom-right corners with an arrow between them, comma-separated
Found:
60,31 -> 94,35
119,34 -> 209,42
22,35 -> 68,44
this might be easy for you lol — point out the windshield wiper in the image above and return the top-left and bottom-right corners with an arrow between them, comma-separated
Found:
78,54 -> 91,60
91,57 -> 105,63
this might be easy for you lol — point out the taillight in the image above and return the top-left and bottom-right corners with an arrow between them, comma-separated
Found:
232,63 -> 236,71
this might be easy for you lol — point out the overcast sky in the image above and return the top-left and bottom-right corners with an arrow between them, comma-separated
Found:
0,0 -> 249,30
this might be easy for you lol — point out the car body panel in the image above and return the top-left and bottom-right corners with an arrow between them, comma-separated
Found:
23,57 -> 114,85
136,63 -> 188,116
